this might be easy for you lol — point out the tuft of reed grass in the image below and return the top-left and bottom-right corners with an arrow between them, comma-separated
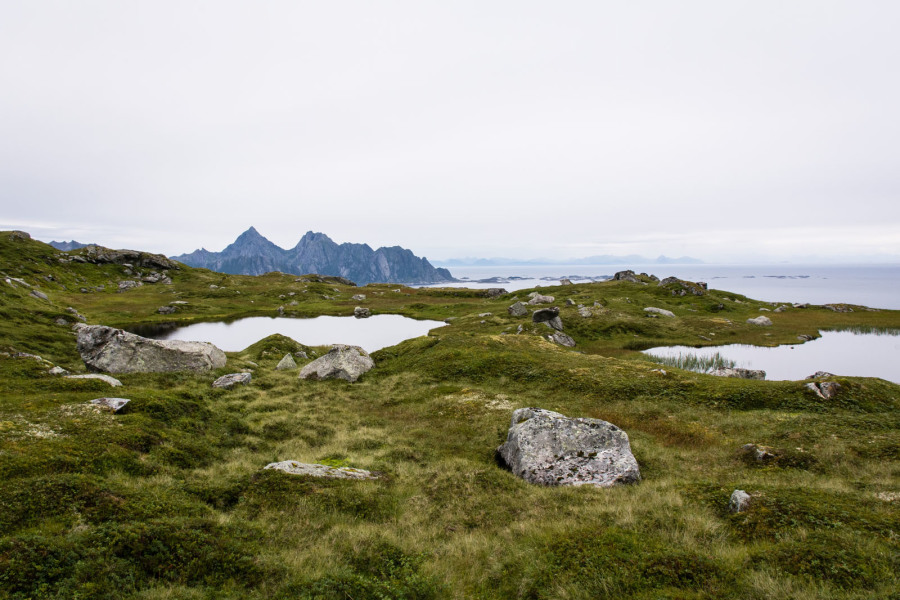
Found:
644,351 -> 736,373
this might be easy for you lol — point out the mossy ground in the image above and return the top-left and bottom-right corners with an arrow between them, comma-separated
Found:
1,231 -> 898,599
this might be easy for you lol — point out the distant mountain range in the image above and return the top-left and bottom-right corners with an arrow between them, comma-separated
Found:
48,240 -> 90,251
432,254 -> 704,267
171,227 -> 456,286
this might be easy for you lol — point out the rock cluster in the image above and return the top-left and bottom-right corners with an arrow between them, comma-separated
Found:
497,408 -> 641,488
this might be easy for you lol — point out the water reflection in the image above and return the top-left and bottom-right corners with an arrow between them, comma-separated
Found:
132,315 -> 446,353
643,330 -> 900,383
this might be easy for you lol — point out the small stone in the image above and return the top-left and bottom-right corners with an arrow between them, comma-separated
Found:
354,306 -> 371,318
90,397 -> 130,412
351,294 -> 366,301
578,307 -> 592,318
806,371 -> 835,379
729,489 -> 751,513
478,312 -> 492,317
48,366 -> 69,375
560,278 -> 573,285
212,372 -> 252,389
157,306 -> 176,314
30,290 -> 49,301
294,351 -> 308,359
55,318 -> 69,326
548,332 -> 576,347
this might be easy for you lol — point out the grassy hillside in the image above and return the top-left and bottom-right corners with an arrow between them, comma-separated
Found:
1,230 -> 898,599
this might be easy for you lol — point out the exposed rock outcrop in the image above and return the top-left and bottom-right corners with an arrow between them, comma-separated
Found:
75,324 -> 226,373
90,397 -> 130,412
710,367 -> 766,380
264,461 -> 378,480
643,307 -> 675,318
497,408 -> 641,488
299,344 -> 374,382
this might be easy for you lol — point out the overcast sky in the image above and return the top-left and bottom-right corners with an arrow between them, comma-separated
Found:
1,1 -> 898,263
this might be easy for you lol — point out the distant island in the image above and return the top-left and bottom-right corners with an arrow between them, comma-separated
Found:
432,254 -> 704,267
171,227 -> 456,286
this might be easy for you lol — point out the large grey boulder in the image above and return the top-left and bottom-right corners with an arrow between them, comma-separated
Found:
75,324 -> 226,373
264,461 -> 378,480
710,367 -> 766,380
508,302 -> 529,317
532,307 -> 563,331
643,307 -> 675,318
299,344 -> 374,383
497,408 -> 641,488
353,306 -> 371,318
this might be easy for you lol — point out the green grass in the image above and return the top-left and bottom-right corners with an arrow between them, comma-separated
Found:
1,231 -> 899,598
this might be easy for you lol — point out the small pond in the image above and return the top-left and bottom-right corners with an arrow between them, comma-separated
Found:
131,315 -> 447,353
643,330 -> 900,383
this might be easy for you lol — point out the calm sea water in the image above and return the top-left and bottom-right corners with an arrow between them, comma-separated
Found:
422,264 -> 900,310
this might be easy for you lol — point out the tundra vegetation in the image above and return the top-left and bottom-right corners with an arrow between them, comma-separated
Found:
0,230 -> 898,599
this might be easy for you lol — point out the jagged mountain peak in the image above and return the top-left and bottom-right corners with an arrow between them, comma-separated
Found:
171,228 -> 455,285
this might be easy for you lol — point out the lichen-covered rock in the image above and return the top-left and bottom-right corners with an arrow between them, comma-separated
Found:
497,408 -> 641,488
30,290 -> 49,301
299,344 -> 374,383
76,324 -> 226,373
643,307 -> 675,318
48,366 -> 69,375
213,373 -> 252,389
65,373 -> 123,387
508,302 -> 529,317
264,461 -> 378,480
354,306 -> 371,318
729,489 -> 751,513
747,316 -> 772,326
276,353 -> 297,370
710,367 -> 766,380
90,397 -> 130,412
